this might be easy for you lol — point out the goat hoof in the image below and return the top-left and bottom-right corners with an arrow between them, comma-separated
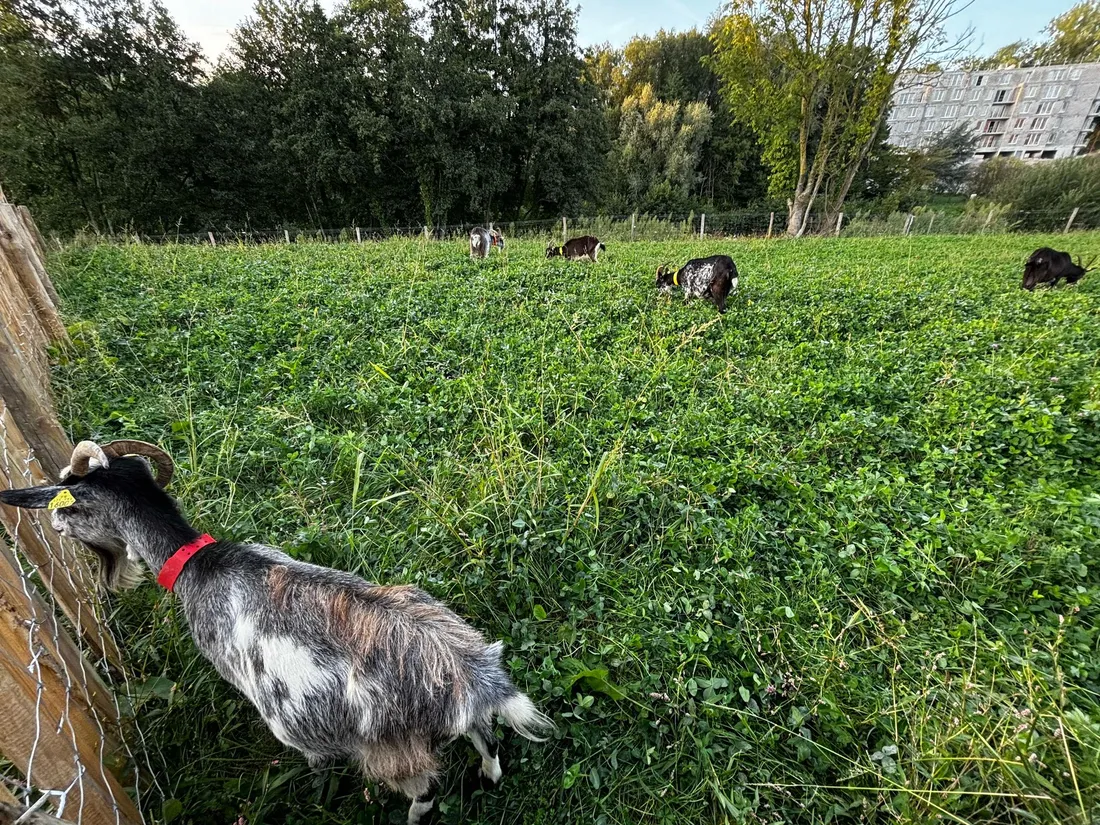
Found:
477,755 -> 502,784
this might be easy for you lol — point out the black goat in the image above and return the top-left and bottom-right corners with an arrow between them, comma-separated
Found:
1022,247 -> 1095,290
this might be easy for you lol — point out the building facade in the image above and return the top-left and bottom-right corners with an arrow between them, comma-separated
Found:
885,63 -> 1100,161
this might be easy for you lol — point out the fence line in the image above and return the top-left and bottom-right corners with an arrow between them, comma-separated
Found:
73,205 -> 1100,248
0,195 -> 145,825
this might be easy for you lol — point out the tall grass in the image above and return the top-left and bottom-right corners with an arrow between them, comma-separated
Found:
50,235 -> 1100,824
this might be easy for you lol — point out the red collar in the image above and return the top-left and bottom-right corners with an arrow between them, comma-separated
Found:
157,534 -> 216,592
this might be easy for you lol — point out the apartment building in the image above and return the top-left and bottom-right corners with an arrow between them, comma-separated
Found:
885,63 -> 1100,161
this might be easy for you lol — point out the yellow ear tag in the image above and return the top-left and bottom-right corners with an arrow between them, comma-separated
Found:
48,489 -> 76,510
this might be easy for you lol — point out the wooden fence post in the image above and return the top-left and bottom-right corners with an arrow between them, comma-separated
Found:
1064,206 -> 1080,234
561,217 -> 567,243
0,201 -> 141,825
699,213 -> 706,238
904,214 -> 914,235
355,227 -> 362,243
630,213 -> 636,241
767,212 -> 775,239
207,231 -> 216,246
834,213 -> 844,237
284,230 -> 290,244
0,536 -> 142,825
928,214 -> 935,233
0,207 -> 66,343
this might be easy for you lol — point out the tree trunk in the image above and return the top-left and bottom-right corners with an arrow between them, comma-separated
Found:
822,119 -> 884,231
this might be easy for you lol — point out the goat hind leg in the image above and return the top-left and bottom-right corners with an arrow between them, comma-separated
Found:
467,723 -> 501,783
395,773 -> 439,825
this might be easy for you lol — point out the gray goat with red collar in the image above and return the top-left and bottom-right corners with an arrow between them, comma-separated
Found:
0,440 -> 552,825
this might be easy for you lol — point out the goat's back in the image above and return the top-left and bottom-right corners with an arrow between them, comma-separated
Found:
183,545 -> 518,764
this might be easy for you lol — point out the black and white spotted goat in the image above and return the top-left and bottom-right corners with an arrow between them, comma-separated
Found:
655,255 -> 738,313
0,441 -> 552,824
469,226 -> 505,259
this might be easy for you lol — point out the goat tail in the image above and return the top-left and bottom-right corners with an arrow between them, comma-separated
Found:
598,242 -> 606,251
497,693 -> 555,742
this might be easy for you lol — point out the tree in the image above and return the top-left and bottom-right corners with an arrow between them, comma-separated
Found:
920,124 -> 977,193
711,0 -> 968,235
585,28 -> 768,210
0,0 -> 205,232
614,84 -> 712,211
1033,1 -> 1100,65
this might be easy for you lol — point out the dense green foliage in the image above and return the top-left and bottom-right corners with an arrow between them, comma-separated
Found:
0,0 -> 608,231
3,0 -> 1100,236
971,155 -> 1100,231
52,235 -> 1100,824
966,0 -> 1100,68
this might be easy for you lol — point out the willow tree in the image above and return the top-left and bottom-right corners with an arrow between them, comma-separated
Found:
711,0 -> 966,235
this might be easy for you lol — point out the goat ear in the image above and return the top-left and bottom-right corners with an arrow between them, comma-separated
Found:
0,485 -> 77,510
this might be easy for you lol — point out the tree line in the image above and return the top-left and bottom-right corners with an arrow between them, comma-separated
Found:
1,0 -> 1098,235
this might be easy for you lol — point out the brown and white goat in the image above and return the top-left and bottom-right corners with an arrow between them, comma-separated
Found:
546,236 -> 606,261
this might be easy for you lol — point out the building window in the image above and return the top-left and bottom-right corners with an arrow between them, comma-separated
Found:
1049,69 -> 1067,81
966,105 -> 977,116
970,88 -> 984,101
1042,85 -> 1063,99
993,89 -> 1008,103
933,89 -> 946,102
943,104 -> 959,117
1025,85 -> 1038,98
1036,101 -> 1054,114
1020,102 -> 1032,114
975,75 -> 984,86
1013,117 -> 1026,128
1024,132 -> 1043,145
1041,150 -> 1056,159
924,121 -> 936,132
1071,68 -> 1082,80
984,119 -> 1004,133
1008,133 -> 1020,144
979,135 -> 999,147
905,122 -> 914,133
1031,117 -> 1048,130
951,88 -> 963,100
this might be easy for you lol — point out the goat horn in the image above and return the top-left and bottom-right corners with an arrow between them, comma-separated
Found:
101,440 -> 174,487
67,441 -> 109,477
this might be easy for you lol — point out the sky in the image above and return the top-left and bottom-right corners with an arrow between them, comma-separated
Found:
160,0 -> 1080,65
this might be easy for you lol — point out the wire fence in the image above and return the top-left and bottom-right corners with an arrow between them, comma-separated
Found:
0,197 -> 154,825
69,206 -> 1100,248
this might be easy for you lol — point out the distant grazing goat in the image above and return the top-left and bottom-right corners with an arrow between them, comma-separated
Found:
470,227 -> 505,259
1022,247 -> 1095,290
546,236 -> 606,261
656,255 -> 738,313
0,441 -> 552,824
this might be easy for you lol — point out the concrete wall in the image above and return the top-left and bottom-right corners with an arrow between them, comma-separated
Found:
885,63 -> 1100,161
